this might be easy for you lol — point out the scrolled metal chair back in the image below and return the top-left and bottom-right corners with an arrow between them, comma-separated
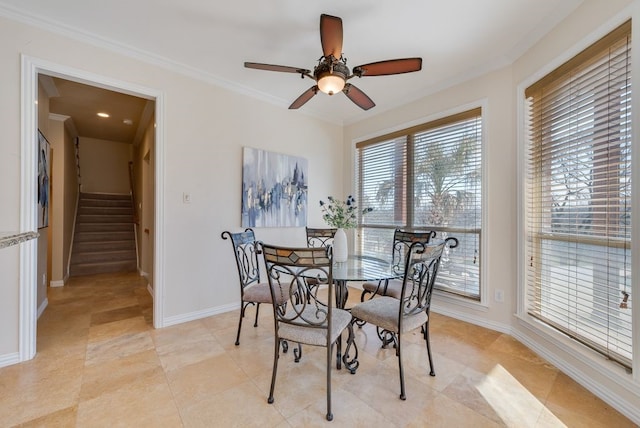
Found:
262,244 -> 333,329
306,227 -> 337,250
398,239 -> 448,320
221,228 -> 261,290
391,229 -> 437,275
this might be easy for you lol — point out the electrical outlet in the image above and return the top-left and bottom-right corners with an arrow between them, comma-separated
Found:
494,289 -> 504,303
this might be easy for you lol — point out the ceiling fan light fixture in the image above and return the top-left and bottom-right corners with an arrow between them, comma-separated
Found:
315,60 -> 348,95
317,72 -> 345,95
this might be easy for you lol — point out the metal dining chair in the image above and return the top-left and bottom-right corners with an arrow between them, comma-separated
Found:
350,238 -> 455,400
261,243 -> 355,421
305,227 -> 337,250
360,229 -> 437,301
221,228 -> 288,346
304,227 -> 336,294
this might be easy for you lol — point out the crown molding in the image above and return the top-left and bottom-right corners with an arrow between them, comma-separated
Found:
0,3 -> 339,125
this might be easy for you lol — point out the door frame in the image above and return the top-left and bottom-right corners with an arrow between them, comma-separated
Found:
19,55 -> 166,361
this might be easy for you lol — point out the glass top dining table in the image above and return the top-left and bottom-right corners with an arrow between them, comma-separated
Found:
331,254 -> 400,309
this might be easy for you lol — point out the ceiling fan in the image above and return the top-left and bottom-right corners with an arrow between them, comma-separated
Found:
244,14 -> 422,111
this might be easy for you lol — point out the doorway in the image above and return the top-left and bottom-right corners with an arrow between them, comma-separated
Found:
19,56 -> 166,362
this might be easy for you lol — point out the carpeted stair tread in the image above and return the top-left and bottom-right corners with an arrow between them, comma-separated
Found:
70,193 -> 137,277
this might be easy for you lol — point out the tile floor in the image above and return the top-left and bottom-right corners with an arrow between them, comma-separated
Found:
0,272 -> 635,427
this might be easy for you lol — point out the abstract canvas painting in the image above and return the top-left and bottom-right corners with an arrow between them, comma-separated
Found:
242,147 -> 308,227
37,130 -> 51,229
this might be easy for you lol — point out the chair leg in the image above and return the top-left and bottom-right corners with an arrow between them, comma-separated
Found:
397,333 -> 406,400
254,302 -> 260,327
326,343 -> 333,421
424,320 -> 435,376
268,337 -> 281,404
294,342 -> 303,362
235,301 -> 246,346
335,332 -> 342,370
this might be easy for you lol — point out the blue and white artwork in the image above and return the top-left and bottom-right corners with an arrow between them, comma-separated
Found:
37,130 -> 51,229
242,147 -> 308,228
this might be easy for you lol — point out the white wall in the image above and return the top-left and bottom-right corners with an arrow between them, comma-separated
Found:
0,14 -> 342,360
344,0 -> 638,423
344,66 -> 516,329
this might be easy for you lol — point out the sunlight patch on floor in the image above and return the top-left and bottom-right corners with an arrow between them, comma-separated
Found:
476,364 -> 566,427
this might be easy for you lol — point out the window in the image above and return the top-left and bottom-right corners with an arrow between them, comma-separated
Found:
356,108 -> 482,299
524,21 -> 632,368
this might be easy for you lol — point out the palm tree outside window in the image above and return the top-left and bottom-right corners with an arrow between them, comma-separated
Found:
355,108 -> 482,300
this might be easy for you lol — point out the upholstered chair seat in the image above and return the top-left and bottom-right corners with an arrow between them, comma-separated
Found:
351,296 -> 427,333
279,305 -> 352,346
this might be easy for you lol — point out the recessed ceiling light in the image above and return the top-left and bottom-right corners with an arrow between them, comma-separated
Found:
123,119 -> 133,125
97,112 -> 110,118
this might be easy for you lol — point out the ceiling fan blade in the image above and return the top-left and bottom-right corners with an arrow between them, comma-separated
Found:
352,58 -> 422,77
343,83 -> 375,110
244,62 -> 310,74
320,14 -> 343,59
289,86 -> 318,109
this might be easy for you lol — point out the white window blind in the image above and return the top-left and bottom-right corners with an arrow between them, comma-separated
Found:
524,20 -> 632,368
356,108 -> 482,299
413,112 -> 482,298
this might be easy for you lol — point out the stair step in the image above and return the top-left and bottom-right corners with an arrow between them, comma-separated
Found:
74,231 -> 134,242
71,249 -> 136,264
79,206 -> 133,216
71,193 -> 136,277
75,223 -> 134,233
81,198 -> 133,208
78,214 -> 133,224
74,240 -> 135,252
69,260 -> 137,276
80,192 -> 131,201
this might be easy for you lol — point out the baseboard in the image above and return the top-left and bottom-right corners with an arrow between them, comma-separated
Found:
512,319 -> 640,425
162,302 -> 239,327
431,303 -> 511,335
50,280 -> 64,288
147,283 -> 153,297
37,298 -> 48,319
430,304 -> 639,424
0,352 -> 20,369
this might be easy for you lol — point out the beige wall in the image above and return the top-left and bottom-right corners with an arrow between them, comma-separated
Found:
345,66 -> 515,326
2,1 -> 637,422
48,115 -> 78,285
78,137 -> 132,194
343,0 -> 638,422
48,118 -> 65,284
133,110 -> 155,286
62,124 -> 79,282
510,0 -> 638,417
0,12 -> 343,359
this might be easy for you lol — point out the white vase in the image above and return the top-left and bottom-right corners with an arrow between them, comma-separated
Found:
333,228 -> 348,263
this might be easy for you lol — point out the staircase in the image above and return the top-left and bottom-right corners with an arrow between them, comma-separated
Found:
70,193 -> 137,276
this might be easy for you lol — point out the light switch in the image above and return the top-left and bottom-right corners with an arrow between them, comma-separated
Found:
183,192 -> 191,204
